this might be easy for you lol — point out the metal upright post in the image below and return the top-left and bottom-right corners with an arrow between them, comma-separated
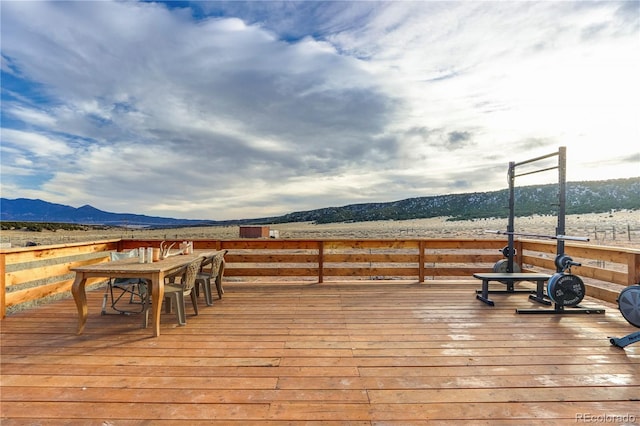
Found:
507,162 -> 516,273
556,147 -> 567,269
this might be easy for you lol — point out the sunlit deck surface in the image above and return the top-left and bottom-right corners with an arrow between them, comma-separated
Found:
2,280 -> 639,424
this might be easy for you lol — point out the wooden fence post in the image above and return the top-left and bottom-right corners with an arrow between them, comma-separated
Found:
1,252 -> 6,319
318,241 -> 324,284
515,240 -> 524,271
419,240 -> 425,283
629,252 -> 640,285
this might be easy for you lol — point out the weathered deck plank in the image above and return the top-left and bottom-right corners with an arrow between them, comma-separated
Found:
1,280 -> 638,424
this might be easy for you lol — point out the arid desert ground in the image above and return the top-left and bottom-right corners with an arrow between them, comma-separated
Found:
1,210 -> 638,249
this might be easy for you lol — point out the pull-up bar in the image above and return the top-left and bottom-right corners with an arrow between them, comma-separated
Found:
511,150 -> 561,178
513,149 -> 561,168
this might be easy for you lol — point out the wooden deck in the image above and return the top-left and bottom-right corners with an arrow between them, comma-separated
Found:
1,280 -> 639,424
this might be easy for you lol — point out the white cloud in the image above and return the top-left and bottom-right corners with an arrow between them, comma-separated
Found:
5,106 -> 57,127
0,1 -> 638,220
1,129 -> 72,157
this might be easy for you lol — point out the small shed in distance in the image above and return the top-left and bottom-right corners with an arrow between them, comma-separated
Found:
239,226 -> 270,238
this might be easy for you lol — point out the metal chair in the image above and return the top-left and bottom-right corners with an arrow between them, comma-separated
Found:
101,249 -> 148,315
195,250 -> 227,306
163,257 -> 204,326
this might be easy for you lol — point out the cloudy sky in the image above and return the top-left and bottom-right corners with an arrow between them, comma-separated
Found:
1,1 -> 638,220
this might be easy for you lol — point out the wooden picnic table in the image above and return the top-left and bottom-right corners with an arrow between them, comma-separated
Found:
71,250 -> 219,337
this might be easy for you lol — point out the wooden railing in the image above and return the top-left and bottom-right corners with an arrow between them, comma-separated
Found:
2,238 -> 639,317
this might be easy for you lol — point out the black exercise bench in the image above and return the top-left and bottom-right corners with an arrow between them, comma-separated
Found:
474,272 -> 552,306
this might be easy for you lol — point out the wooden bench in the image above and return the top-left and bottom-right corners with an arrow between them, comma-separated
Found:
473,272 -> 552,306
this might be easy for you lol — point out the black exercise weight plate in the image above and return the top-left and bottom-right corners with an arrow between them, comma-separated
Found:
618,285 -> 640,328
555,254 -> 573,271
501,246 -> 517,258
547,273 -> 585,307
493,259 -> 521,273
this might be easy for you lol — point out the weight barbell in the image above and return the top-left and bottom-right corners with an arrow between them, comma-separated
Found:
485,230 -> 590,242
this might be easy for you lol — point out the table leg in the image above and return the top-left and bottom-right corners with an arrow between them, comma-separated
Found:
150,273 -> 164,337
71,273 -> 88,335
142,282 -> 150,329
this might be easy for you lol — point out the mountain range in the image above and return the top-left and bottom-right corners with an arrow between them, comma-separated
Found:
1,177 -> 638,227
0,198 -> 210,227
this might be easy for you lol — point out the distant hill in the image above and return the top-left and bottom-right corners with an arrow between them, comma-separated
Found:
267,177 -> 640,224
1,177 -> 638,227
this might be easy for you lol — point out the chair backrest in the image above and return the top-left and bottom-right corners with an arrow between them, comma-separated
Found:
199,254 -> 216,278
110,249 -> 138,262
215,251 -> 227,287
110,249 -> 140,285
200,251 -> 227,279
182,257 -> 204,292
210,251 -> 226,279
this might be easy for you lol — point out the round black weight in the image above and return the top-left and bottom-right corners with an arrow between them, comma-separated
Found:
555,254 -> 574,271
493,259 -> 521,273
547,273 -> 585,307
617,285 -> 640,328
501,246 -> 517,258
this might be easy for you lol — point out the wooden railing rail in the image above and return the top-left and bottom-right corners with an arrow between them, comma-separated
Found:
0,240 -> 121,318
1,238 -> 639,317
120,238 -> 512,281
